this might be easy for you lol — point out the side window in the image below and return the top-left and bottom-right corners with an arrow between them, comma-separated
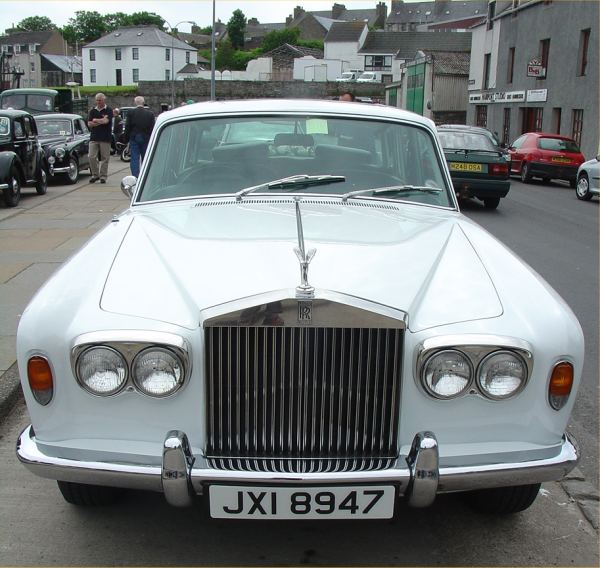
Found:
23,116 -> 34,137
74,120 -> 84,134
511,135 -> 526,149
13,119 -> 25,139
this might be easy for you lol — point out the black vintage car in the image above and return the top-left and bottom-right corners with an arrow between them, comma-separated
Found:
0,109 -> 48,207
35,113 -> 90,184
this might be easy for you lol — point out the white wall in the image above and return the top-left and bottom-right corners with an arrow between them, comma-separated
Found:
82,45 -> 196,86
194,57 -> 272,81
468,21 -> 501,91
293,57 -> 343,81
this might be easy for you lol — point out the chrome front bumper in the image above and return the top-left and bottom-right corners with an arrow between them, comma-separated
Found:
16,426 -> 579,508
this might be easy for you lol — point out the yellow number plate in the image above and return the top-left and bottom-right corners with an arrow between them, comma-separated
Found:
552,157 -> 570,163
450,162 -> 483,172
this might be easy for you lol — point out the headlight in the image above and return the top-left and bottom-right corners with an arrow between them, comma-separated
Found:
477,351 -> 527,399
76,346 -> 127,395
422,349 -> 472,399
48,156 -> 55,165
132,347 -> 184,397
55,147 -> 66,159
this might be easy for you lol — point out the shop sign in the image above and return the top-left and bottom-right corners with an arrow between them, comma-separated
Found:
527,89 -> 547,102
527,58 -> 546,77
469,91 -> 525,104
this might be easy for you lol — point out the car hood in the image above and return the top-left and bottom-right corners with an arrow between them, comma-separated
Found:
101,199 -> 502,331
39,135 -> 70,147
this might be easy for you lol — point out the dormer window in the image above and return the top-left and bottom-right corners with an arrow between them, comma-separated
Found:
14,44 -> 21,54
1,45 -> 8,54
28,44 -> 36,55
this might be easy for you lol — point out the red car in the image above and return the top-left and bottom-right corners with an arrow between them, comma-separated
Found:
508,132 -> 585,187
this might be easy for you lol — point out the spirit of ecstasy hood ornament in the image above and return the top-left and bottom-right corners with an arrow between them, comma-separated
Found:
293,199 -> 316,299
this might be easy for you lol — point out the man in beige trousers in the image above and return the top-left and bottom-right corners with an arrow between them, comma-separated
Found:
87,93 -> 112,183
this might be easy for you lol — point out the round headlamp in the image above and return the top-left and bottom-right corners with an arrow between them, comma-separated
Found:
132,347 -> 184,397
76,346 -> 127,395
422,349 -> 472,399
48,156 -> 55,165
55,147 -> 66,159
477,351 -> 527,399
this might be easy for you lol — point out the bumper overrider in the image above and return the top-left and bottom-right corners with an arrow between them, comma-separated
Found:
16,425 -> 579,508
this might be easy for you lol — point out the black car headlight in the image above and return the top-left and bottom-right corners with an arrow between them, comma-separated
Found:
54,147 -> 66,159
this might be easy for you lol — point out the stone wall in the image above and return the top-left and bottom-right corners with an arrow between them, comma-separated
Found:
89,80 -> 386,114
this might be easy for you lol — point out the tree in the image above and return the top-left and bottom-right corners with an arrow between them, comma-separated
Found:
226,9 -> 246,51
215,39 -> 235,70
126,12 -> 165,28
62,11 -> 109,44
260,28 -> 301,53
16,16 -> 57,32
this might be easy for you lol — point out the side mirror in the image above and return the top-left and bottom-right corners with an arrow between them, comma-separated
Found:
121,175 -> 137,198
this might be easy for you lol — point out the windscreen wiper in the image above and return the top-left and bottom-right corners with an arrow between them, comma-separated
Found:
341,184 -> 444,202
235,174 -> 346,201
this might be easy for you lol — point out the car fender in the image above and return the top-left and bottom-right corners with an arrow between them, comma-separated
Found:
0,151 -> 24,183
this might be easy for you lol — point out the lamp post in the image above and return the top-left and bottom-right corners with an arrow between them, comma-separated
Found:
164,20 -> 195,108
210,0 -> 216,100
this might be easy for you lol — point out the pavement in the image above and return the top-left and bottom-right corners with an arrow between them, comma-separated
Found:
0,159 -> 131,417
0,159 -> 597,532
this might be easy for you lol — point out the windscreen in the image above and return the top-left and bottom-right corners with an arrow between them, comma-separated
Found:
138,114 -> 452,208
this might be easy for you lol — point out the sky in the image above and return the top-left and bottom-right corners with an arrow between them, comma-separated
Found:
0,0 -> 384,33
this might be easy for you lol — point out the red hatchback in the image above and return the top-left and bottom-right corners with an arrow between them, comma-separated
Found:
508,132 -> 585,187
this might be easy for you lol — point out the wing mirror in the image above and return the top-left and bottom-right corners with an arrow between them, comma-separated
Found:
121,175 -> 137,198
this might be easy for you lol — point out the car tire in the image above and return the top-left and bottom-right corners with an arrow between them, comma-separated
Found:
576,172 -> 593,200
64,157 -> 80,185
463,483 -> 541,514
520,162 -> 532,183
483,197 -> 500,209
57,480 -> 124,506
3,168 -> 21,207
35,167 -> 48,195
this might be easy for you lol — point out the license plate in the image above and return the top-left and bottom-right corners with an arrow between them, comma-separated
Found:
209,485 -> 395,519
450,162 -> 483,172
552,156 -> 570,163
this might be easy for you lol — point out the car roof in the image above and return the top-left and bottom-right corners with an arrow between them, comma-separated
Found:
35,113 -> 81,120
525,132 -> 576,141
0,109 -> 32,118
156,98 -> 436,130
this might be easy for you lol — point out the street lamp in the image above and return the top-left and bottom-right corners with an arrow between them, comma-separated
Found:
164,19 -> 195,108
211,0 -> 216,100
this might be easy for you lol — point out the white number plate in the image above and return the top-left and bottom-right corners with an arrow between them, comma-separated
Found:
209,485 -> 395,519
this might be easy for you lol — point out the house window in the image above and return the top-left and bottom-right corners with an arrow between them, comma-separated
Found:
502,108 -> 511,146
133,68 -> 139,82
90,69 -> 96,83
14,44 -> 21,54
115,48 -> 122,60
30,62 -> 35,72
507,47 -> 515,84
132,47 -> 139,60
534,108 -> 543,131
539,38 -> 550,79
89,49 -> 95,61
483,53 -> 491,90
165,48 -> 171,61
552,107 -> 561,134
571,109 -> 583,146
364,55 -> 391,71
165,69 -> 171,81
28,44 -> 36,55
0,45 -> 8,53
476,105 -> 488,128
186,51 -> 190,64
578,29 -> 590,76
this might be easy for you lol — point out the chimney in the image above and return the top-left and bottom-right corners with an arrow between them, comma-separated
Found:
286,15 -> 293,26
375,2 -> 388,27
332,3 -> 346,19
248,17 -> 259,25
294,6 -> 305,20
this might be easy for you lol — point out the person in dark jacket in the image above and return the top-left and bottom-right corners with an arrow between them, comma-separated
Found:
87,93 -> 112,183
111,108 -> 123,154
125,96 -> 155,177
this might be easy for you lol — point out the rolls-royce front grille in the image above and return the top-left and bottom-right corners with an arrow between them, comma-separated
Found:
205,326 -> 403,473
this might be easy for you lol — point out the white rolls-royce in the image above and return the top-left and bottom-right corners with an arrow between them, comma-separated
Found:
16,99 -> 583,519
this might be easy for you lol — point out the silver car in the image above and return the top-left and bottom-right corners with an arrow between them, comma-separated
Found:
576,155 -> 599,200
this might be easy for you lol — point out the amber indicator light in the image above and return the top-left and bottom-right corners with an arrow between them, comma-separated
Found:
27,356 -> 53,391
549,362 -> 574,397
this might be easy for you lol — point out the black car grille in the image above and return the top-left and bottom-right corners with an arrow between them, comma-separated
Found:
205,326 -> 403,473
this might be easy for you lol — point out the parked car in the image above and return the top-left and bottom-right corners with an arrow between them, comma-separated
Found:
335,71 -> 358,82
508,132 -> 585,187
16,100 -> 582,519
575,155 -> 599,201
356,71 -> 379,83
35,113 -> 90,184
0,109 -> 47,207
437,126 -> 511,209
437,124 -> 504,149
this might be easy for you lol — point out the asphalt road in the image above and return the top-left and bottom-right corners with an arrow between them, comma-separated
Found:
461,177 -> 599,489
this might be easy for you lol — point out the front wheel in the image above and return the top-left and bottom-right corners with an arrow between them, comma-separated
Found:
120,143 -> 131,162
35,167 -> 48,195
483,197 -> 500,209
57,480 -> 124,506
520,162 -> 532,183
3,168 -> 21,207
463,483 -> 541,514
64,157 -> 79,184
576,173 -> 593,200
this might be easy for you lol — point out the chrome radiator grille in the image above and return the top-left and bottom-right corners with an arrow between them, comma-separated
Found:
205,326 -> 403,473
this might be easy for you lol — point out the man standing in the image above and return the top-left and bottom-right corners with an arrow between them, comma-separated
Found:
125,96 -> 155,177
87,93 -> 112,183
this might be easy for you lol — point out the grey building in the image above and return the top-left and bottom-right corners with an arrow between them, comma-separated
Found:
467,0 -> 598,159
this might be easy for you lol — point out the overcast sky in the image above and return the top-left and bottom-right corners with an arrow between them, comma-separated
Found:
0,1 -> 385,34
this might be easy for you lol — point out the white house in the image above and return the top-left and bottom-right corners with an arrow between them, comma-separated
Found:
323,21 -> 369,73
81,26 -> 197,87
